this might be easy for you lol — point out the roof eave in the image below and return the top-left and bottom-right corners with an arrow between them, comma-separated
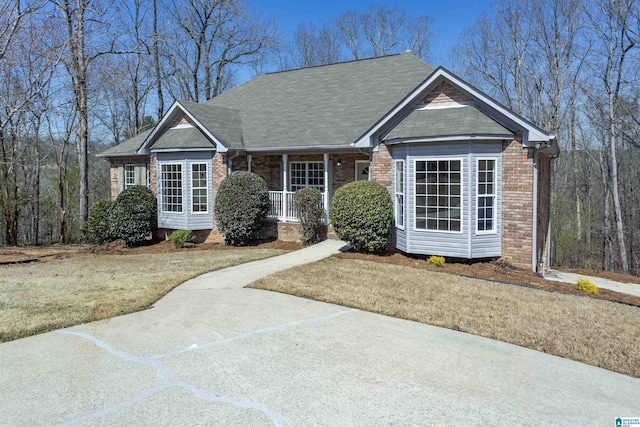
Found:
355,67 -> 553,148
138,101 -> 229,154
383,134 -> 515,145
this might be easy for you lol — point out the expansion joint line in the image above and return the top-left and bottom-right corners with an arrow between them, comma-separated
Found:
56,308 -> 357,426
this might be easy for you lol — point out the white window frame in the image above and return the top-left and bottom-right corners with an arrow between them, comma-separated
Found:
289,161 -> 325,192
476,157 -> 497,235
190,162 -> 209,215
413,157 -> 464,234
355,160 -> 370,181
124,164 -> 135,189
394,159 -> 405,229
160,162 -> 183,213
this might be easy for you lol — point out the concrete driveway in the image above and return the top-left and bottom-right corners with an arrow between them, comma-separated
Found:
1,241 -> 639,426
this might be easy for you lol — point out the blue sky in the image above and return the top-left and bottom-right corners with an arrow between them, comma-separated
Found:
245,0 -> 494,66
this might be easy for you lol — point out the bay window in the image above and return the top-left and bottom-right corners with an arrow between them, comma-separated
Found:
415,159 -> 462,232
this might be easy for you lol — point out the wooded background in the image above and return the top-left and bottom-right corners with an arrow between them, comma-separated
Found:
1,0 -> 638,275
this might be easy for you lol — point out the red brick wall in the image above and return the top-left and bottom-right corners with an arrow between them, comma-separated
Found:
422,81 -> 472,104
370,143 -> 393,192
501,138 -> 534,268
248,155 -> 282,191
108,155 -> 151,200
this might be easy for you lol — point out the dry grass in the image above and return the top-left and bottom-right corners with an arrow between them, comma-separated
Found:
0,248 -> 285,342
251,257 -> 640,378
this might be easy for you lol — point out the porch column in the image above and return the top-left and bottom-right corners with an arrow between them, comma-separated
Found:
247,154 -> 252,172
282,154 -> 288,222
323,153 -> 329,224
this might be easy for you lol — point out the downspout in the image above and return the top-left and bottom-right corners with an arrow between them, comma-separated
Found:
532,144 -> 541,274
227,150 -> 240,175
544,138 -> 560,275
532,137 -> 560,274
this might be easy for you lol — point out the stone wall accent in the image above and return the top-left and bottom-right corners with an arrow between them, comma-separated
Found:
501,138 -> 534,268
369,143 -> 393,192
422,81 -> 472,104
108,155 -> 151,200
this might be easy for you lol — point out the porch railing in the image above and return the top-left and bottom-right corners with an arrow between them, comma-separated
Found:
268,191 -> 328,223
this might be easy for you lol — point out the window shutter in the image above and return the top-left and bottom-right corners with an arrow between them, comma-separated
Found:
134,164 -> 147,186
117,165 -> 124,193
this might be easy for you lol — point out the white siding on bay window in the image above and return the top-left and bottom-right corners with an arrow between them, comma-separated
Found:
399,141 -> 501,258
156,152 -> 213,231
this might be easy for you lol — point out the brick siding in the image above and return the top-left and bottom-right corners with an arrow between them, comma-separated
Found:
108,155 -> 151,200
422,81 -> 472,104
501,138 -> 534,268
369,143 -> 393,192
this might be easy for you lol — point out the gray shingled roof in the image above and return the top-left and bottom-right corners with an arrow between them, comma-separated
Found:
204,53 -> 435,149
98,129 -> 152,157
383,105 -> 514,141
150,127 -> 215,150
101,53 -> 436,155
178,101 -> 243,148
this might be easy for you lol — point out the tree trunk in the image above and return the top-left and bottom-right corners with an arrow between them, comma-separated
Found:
608,94 -> 628,273
153,0 -> 164,119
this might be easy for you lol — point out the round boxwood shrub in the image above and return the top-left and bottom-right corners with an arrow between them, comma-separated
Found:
293,187 -> 324,244
87,198 -> 114,244
109,185 -> 157,247
214,171 -> 269,245
329,180 -> 393,253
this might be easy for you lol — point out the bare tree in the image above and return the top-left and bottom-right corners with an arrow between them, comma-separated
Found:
49,0 -> 140,235
289,22 -> 342,68
166,0 -> 276,102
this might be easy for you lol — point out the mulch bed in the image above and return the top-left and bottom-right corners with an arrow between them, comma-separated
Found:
335,251 -> 640,308
0,239 -> 303,262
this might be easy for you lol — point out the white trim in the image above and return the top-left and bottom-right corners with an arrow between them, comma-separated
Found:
394,159 -> 405,230
355,160 -> 370,181
355,67 -> 553,148
150,148 -> 217,153
124,164 -> 135,190
288,161 -> 326,192
138,101 -> 227,155
412,157 -> 464,235
170,123 -> 194,129
475,157 -> 498,235
384,135 -> 514,145
159,161 -> 184,214
190,162 -> 209,215
417,100 -> 476,110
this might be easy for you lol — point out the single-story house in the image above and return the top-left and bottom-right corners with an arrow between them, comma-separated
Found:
99,52 -> 559,273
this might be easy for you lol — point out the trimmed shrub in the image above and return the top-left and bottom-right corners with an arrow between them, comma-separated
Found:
293,188 -> 324,244
576,277 -> 599,295
214,171 -> 269,245
427,255 -> 445,267
87,198 -> 114,244
109,185 -> 157,247
329,180 -> 393,253
168,229 -> 193,248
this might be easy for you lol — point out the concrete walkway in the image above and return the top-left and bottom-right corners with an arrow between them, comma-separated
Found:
1,240 -> 639,426
546,269 -> 640,298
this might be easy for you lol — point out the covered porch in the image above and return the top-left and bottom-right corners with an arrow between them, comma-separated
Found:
236,151 -> 370,223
